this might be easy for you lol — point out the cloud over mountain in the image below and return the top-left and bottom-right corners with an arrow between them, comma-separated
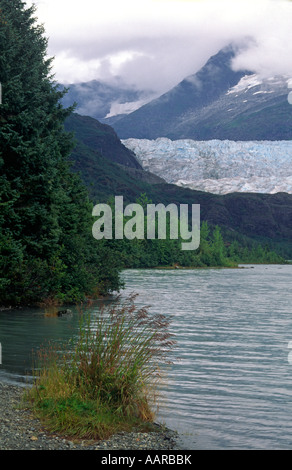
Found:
29,0 -> 292,94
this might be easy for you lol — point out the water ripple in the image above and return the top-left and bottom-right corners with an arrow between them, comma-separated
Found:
1,265 -> 292,449
121,265 -> 292,449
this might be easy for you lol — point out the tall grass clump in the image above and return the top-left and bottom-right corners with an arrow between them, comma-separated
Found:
25,294 -> 176,440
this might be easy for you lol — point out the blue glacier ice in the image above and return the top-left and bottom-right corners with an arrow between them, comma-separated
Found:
122,138 -> 292,194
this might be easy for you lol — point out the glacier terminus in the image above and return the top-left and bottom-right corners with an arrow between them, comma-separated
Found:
122,138 -> 292,195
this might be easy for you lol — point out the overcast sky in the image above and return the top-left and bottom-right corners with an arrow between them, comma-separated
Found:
27,0 -> 292,94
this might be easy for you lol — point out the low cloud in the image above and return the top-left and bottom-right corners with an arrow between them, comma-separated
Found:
28,0 -> 292,92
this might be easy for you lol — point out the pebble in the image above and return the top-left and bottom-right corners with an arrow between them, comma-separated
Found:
0,382 -> 182,451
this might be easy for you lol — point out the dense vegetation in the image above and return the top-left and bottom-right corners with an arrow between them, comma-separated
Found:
0,0 -> 286,448
64,113 -> 292,261
102,195 -> 284,269
0,0 -> 122,306
0,1 -> 286,308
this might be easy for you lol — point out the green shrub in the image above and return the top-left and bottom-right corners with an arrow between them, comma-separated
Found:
25,294 -> 176,440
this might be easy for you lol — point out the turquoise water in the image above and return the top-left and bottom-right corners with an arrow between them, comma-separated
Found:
1,264 -> 292,449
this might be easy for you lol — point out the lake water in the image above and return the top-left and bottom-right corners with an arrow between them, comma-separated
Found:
1,264 -> 292,449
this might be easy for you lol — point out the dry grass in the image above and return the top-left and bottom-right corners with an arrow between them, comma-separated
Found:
24,293 -> 176,440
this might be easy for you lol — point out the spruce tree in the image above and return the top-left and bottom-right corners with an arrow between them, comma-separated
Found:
0,0 -> 122,305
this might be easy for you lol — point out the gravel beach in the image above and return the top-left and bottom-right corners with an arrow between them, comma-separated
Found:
0,382 -> 182,451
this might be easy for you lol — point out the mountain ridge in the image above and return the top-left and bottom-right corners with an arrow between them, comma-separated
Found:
111,45 -> 292,140
64,113 -> 292,257
64,113 -> 142,169
60,79 -> 156,124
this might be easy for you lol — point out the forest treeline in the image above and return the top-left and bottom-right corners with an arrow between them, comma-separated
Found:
0,1 -> 122,306
0,1 -> 285,307
103,194 -> 285,270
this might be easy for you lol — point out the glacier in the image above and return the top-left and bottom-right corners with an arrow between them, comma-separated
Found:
122,138 -> 292,195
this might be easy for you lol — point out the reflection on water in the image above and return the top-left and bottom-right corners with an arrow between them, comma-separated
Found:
1,265 -> 292,449
0,306 -> 79,383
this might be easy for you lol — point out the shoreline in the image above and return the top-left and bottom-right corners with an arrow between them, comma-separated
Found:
1,263 -> 288,312
0,381 -> 183,451
124,262 -> 288,270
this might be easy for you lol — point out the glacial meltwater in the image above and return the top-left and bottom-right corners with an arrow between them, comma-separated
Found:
1,264 -> 292,449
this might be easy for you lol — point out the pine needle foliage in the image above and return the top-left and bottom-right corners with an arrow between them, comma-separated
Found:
0,1 -> 123,305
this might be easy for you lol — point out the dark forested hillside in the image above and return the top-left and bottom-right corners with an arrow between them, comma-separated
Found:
65,114 -> 292,259
0,0 -> 122,306
0,2 -> 290,310
64,114 -> 142,169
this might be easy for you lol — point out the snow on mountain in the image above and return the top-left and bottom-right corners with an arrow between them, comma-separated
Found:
113,45 -> 292,141
60,79 -> 156,124
122,138 -> 292,195
226,74 -> 263,94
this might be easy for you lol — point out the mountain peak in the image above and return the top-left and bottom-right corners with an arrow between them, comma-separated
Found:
111,43 -> 291,141
111,44 -> 252,139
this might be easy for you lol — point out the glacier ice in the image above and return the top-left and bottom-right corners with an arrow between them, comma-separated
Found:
122,138 -> 292,194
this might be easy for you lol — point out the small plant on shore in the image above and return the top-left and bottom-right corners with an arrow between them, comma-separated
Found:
25,294 -> 176,440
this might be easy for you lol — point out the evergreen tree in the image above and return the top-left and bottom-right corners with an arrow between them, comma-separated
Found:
0,0 -> 122,305
211,225 -> 225,265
